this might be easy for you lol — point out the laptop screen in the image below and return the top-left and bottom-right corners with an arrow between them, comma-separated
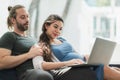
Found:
87,37 -> 116,65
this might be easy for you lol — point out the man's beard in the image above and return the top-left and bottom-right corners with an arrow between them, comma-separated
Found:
16,21 -> 28,31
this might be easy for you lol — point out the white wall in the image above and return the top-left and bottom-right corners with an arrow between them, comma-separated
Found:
0,0 -> 119,63
0,0 -> 31,37
0,1 -> 9,37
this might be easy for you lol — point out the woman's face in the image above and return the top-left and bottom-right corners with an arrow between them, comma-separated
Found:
45,20 -> 63,39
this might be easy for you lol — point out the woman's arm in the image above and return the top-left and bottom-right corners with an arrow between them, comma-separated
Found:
42,59 -> 84,70
32,56 -> 84,70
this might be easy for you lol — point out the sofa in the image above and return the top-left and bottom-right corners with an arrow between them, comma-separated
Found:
0,68 -> 18,80
0,64 -> 102,80
0,64 -> 119,80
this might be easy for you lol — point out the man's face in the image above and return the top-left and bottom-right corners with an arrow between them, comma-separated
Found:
15,8 -> 29,31
16,19 -> 28,31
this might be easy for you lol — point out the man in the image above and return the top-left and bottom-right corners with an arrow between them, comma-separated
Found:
0,5 -> 53,80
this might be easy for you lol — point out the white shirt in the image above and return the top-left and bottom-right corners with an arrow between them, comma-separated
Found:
32,53 -> 60,70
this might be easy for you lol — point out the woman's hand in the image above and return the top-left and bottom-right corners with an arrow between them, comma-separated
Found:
64,59 -> 85,66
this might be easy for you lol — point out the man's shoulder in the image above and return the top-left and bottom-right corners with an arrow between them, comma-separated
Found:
0,32 -> 17,49
2,32 -> 15,36
0,32 -> 16,40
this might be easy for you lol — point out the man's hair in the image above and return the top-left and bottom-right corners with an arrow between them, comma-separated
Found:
7,5 -> 25,30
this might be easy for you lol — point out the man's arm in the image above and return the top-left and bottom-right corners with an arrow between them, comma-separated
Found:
0,46 -> 42,69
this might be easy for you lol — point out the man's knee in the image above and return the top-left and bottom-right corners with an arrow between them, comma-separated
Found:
23,69 -> 53,80
33,69 -> 53,80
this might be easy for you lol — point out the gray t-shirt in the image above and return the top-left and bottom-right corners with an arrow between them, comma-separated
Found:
0,32 -> 36,76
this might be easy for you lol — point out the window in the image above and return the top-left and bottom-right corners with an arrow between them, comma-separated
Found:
93,16 -> 116,38
85,0 -> 111,7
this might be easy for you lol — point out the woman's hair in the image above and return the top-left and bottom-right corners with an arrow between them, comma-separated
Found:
39,14 -> 64,62
7,5 -> 25,30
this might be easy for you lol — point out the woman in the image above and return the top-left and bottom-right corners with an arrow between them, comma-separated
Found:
33,14 -> 120,80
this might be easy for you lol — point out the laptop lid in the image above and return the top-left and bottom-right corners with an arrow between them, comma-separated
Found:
87,37 -> 116,65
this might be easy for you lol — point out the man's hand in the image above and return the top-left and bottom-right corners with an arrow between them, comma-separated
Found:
27,45 -> 43,59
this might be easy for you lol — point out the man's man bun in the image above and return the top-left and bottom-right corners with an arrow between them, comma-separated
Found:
8,6 -> 12,12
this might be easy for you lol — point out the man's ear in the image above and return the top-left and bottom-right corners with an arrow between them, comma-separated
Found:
11,18 -> 16,24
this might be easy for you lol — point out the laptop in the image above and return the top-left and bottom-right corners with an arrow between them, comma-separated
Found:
69,37 -> 116,67
87,37 -> 116,65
